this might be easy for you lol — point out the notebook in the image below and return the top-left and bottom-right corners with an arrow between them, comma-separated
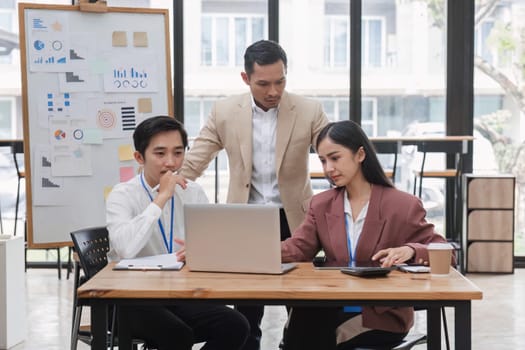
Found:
184,203 -> 296,274
113,253 -> 184,271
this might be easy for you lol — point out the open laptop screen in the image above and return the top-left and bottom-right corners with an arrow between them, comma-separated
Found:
184,203 -> 295,274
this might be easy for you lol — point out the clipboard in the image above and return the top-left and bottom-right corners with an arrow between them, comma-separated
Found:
113,253 -> 184,271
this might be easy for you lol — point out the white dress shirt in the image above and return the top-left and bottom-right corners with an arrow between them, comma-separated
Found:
344,190 -> 369,261
106,174 -> 208,260
248,96 -> 282,205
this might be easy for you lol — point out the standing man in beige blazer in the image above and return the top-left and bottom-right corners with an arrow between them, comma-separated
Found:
179,40 -> 329,350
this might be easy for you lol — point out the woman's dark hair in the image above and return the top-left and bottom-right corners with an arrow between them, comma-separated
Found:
244,40 -> 287,76
133,115 -> 188,157
316,120 -> 393,188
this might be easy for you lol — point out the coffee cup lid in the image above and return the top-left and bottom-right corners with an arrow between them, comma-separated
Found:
427,242 -> 453,250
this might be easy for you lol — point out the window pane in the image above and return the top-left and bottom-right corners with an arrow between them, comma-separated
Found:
280,0 -> 350,125
362,99 -> 374,121
184,99 -> 201,137
235,18 -> 247,66
214,17 -> 229,66
251,17 -> 264,42
0,11 -> 13,63
367,19 -> 382,67
0,12 -> 12,31
333,18 -> 348,67
338,99 -> 349,121
201,17 -> 212,65
323,18 -> 331,66
0,1 -> 14,9
322,100 -> 335,121
0,100 -> 12,138
473,0 -> 524,256
362,0 -> 447,232
477,21 -> 495,63
185,0 -> 268,202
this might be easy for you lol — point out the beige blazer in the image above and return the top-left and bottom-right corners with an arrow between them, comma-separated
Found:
180,91 -> 329,231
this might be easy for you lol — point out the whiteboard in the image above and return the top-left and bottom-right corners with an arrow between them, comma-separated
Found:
19,3 -> 173,248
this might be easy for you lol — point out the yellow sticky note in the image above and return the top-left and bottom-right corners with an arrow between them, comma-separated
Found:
118,144 -> 134,161
104,186 -> 113,200
137,98 -> 152,113
112,31 -> 127,47
133,31 -> 148,47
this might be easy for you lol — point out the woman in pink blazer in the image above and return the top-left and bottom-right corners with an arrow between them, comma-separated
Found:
281,120 -> 451,350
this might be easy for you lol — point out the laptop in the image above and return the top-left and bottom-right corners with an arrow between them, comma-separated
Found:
184,203 -> 296,274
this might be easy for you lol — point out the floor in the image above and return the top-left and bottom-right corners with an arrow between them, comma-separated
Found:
3,264 -> 524,350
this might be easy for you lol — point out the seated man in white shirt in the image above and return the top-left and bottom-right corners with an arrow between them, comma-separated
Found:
106,115 -> 249,350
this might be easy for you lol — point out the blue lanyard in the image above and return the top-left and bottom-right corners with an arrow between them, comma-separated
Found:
344,213 -> 363,313
140,173 -> 174,253
345,214 -> 356,262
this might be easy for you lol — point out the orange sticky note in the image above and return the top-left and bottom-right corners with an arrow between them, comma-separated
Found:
137,98 -> 152,113
133,32 -> 148,47
112,31 -> 127,47
118,144 -> 134,161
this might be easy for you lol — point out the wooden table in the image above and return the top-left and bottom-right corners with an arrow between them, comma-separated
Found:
78,263 -> 482,350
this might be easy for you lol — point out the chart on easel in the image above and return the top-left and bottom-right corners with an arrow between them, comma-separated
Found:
19,3 -> 173,247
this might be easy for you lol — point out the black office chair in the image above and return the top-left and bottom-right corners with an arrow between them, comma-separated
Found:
411,140 -> 464,273
70,226 -> 146,350
373,141 -> 399,183
352,332 -> 427,350
280,331 -> 426,350
11,140 -> 25,237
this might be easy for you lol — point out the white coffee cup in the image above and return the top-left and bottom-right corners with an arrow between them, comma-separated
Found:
427,243 -> 453,276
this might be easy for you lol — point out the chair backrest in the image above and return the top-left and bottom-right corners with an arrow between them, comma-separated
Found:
372,141 -> 399,182
415,140 -> 464,171
10,140 -> 24,178
70,227 -> 110,280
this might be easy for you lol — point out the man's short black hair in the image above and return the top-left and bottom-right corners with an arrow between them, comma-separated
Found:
244,40 -> 287,76
133,116 -> 188,157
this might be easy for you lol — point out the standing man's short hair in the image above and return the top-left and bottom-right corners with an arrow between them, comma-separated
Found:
133,116 -> 188,157
244,40 -> 288,76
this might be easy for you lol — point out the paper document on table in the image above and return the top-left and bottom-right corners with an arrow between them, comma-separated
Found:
397,265 -> 430,273
114,253 -> 184,270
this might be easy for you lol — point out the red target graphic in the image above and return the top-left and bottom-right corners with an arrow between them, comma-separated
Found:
97,109 -> 116,129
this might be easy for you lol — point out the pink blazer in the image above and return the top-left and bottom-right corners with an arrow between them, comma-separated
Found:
281,185 -> 449,333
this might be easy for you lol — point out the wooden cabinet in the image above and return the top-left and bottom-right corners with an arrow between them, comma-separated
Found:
464,174 -> 515,273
